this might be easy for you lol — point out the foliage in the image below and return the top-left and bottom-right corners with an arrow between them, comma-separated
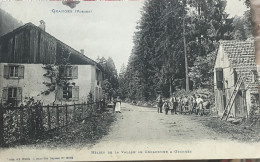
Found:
3,97 -> 44,145
120,0 -> 242,102
42,45 -> 73,99
87,91 -> 94,104
248,95 -> 260,125
189,49 -> 218,89
2,101 -> 111,147
42,64 -> 58,95
96,57 -> 119,100
231,13 -> 252,40
118,64 -> 128,99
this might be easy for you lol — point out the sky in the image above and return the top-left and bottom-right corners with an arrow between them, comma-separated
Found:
0,0 -> 247,72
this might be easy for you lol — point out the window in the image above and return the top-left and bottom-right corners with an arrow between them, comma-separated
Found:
61,66 -> 78,79
66,66 -> 73,78
8,87 -> 17,99
96,70 -> 102,86
63,86 -> 72,99
2,87 -> 22,106
9,66 -> 19,78
56,86 -> 79,101
216,68 -> 224,90
4,65 -> 24,79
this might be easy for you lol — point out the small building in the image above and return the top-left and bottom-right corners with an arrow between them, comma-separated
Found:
0,23 -> 103,106
214,39 -> 259,118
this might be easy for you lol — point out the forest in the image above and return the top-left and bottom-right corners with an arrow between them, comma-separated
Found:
0,2 -> 253,103
0,8 -> 23,37
117,0 -> 252,102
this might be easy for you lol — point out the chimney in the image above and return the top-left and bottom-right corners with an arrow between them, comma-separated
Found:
39,20 -> 46,31
80,49 -> 84,55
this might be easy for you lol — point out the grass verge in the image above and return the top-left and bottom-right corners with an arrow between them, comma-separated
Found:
190,115 -> 260,142
17,112 -> 116,149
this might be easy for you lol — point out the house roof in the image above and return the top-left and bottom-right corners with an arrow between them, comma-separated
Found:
220,39 -> 258,94
0,23 -> 103,71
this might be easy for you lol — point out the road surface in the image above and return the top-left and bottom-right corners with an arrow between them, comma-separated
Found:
8,103 -> 258,161
90,103 -> 231,151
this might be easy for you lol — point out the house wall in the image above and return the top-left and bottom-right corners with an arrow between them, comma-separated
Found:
89,66 -> 103,102
214,45 -> 251,118
0,63 -> 103,106
0,63 -> 54,105
214,45 -> 236,116
0,23 -> 103,106
246,90 -> 252,117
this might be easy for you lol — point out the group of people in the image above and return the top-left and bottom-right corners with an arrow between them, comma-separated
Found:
156,94 -> 210,115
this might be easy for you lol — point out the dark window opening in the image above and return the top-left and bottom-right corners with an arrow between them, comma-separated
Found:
234,69 -> 238,84
216,68 -> 224,90
7,87 -> 19,106
66,66 -> 73,78
63,86 -> 72,99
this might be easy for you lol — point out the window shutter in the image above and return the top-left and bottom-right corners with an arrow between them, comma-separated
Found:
17,87 -> 22,101
72,66 -> 78,79
56,86 -> 63,100
72,86 -> 79,101
60,66 -> 65,78
18,65 -> 25,79
4,65 -> 9,79
2,87 -> 8,100
216,68 -> 224,90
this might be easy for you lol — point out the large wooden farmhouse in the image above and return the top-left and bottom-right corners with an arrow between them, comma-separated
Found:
0,23 -> 103,106
214,39 -> 259,119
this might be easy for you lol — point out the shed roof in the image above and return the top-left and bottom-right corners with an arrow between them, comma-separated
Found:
220,39 -> 258,94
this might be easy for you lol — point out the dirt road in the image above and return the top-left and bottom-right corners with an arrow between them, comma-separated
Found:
8,103 -> 259,161
90,103 -> 233,150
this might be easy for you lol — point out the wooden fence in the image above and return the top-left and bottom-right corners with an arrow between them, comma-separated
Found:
0,102 -> 102,147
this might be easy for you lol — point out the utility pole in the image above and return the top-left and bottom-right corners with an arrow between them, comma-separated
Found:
183,17 -> 189,91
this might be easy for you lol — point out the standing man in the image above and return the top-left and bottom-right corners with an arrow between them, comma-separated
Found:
163,99 -> 169,115
182,95 -> 189,112
196,95 -> 203,115
112,97 -> 117,113
177,96 -> 182,114
156,94 -> 163,113
101,96 -> 106,112
190,94 -> 197,114
170,94 -> 178,115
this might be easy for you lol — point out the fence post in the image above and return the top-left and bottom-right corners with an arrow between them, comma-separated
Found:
47,105 -> 51,130
28,106 -> 34,139
73,103 -> 76,122
0,105 -> 4,147
20,106 -> 24,140
65,104 -> 68,125
56,105 -> 59,128
81,103 -> 84,119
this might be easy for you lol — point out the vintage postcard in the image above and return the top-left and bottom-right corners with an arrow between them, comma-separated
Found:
0,0 -> 260,161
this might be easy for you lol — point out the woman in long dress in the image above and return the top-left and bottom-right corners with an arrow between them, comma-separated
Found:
115,96 -> 121,113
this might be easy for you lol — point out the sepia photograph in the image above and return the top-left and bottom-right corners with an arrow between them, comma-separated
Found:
0,0 -> 260,161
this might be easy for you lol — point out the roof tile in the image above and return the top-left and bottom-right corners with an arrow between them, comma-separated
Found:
220,40 -> 258,94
